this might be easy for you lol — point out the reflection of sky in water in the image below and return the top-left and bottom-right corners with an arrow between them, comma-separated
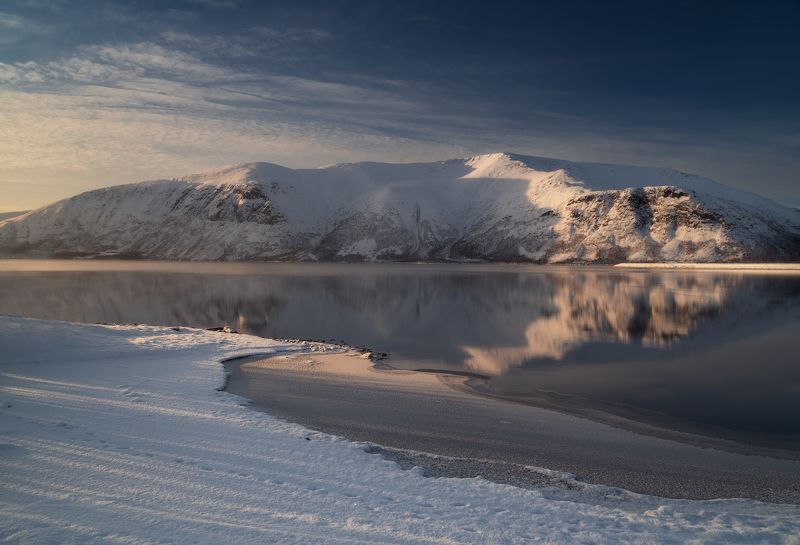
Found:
1,261 -> 799,439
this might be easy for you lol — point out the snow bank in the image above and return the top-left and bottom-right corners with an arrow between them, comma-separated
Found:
1,316 -> 798,544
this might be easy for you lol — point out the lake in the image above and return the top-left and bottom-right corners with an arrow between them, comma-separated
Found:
1,260 -> 799,454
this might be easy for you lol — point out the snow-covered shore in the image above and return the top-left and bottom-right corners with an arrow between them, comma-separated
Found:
1,316 -> 799,544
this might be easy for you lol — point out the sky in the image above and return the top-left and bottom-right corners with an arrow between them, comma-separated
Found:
0,0 -> 799,212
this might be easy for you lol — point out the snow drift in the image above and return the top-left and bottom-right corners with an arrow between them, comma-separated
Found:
1,153 -> 798,262
2,316 -> 799,544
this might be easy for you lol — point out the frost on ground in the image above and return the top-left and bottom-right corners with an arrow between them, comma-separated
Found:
1,316 -> 798,545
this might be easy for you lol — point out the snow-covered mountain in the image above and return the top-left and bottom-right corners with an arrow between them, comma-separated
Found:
1,153 -> 798,262
0,210 -> 28,222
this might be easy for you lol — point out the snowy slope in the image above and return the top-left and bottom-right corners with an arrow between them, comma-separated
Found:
0,211 -> 28,222
1,153 -> 798,262
2,315 -> 799,544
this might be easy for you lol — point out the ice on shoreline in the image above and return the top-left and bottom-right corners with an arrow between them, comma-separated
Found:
1,316 -> 798,544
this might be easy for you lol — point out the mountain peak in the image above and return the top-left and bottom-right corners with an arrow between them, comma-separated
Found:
1,154 -> 797,263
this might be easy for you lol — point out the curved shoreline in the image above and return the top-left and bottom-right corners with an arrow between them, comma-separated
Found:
224,351 -> 800,503
225,350 -> 800,462
369,356 -> 800,461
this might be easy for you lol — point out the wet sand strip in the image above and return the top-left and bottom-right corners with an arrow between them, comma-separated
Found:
224,351 -> 800,503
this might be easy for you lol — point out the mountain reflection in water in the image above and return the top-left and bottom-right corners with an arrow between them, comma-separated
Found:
1,261 -> 798,444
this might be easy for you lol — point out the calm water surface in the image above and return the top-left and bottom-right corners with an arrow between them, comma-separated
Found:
1,260 -> 798,450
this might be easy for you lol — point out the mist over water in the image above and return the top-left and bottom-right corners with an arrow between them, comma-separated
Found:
1,261 -> 798,445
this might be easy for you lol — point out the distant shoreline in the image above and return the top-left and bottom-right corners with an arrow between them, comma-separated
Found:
2,257 -> 800,270
616,262 -> 800,271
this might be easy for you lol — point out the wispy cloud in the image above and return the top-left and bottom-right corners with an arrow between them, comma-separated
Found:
0,37 -> 476,210
0,11 -> 49,44
0,42 -> 237,84
0,1 -> 798,211
3,35 -> 797,209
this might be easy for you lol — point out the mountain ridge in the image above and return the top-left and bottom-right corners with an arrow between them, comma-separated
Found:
1,153 -> 798,262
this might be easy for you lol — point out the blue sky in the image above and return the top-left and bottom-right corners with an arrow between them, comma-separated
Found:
1,0 -> 798,211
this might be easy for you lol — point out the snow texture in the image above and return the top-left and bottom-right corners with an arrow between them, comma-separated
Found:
1,153 -> 798,262
1,316 -> 799,544
0,211 -> 27,222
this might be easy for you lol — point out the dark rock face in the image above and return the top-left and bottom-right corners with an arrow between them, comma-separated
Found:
549,187 -> 779,262
201,184 -> 281,224
167,183 -> 280,224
